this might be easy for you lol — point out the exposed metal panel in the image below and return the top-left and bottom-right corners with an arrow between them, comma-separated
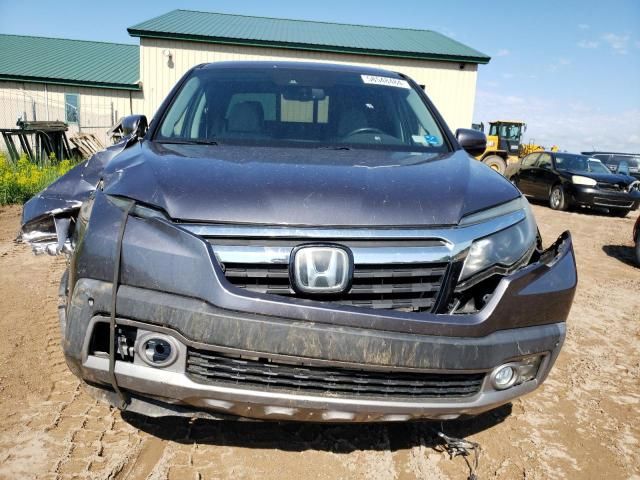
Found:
139,38 -> 478,131
128,10 -> 490,64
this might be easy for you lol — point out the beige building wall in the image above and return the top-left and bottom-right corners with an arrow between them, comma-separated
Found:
0,38 -> 480,156
0,80 -> 139,147
139,38 -> 478,131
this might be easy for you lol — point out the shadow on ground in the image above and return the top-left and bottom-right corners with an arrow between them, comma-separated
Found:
121,403 -> 512,453
602,244 -> 638,267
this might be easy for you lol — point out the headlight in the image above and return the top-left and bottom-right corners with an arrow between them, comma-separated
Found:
459,197 -> 537,281
571,175 -> 597,186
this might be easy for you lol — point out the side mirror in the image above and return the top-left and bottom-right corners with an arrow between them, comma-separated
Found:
121,115 -> 148,139
455,128 -> 486,157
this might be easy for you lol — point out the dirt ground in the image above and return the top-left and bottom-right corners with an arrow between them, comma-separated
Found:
0,202 -> 638,480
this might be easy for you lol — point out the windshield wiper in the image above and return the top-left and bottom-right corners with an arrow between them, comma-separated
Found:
316,145 -> 351,150
156,138 -> 219,146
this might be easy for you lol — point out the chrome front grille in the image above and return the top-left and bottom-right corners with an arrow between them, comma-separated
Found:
596,182 -> 623,192
178,210 -> 532,314
201,233 -> 451,312
222,260 -> 448,311
186,348 -> 485,398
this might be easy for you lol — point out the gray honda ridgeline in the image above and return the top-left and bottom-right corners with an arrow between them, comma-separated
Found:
21,62 -> 576,422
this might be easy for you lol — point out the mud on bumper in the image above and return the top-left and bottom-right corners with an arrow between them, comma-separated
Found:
76,315 -> 564,422
60,232 -> 574,422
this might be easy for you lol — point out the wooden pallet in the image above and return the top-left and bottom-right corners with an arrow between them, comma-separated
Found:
69,133 -> 105,158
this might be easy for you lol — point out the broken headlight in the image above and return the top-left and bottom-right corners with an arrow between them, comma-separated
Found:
459,197 -> 537,282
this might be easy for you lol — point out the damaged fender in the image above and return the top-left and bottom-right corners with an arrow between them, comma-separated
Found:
19,140 -> 131,255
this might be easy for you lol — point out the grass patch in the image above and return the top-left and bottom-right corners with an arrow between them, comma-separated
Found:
0,153 -> 79,205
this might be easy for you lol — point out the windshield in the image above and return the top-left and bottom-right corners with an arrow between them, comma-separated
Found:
612,155 -> 640,167
154,66 -> 448,152
489,123 -> 522,140
555,153 -> 611,174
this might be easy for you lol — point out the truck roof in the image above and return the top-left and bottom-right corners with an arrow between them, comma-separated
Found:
198,60 -> 405,78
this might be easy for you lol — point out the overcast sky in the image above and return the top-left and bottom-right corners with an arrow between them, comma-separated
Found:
1,0 -> 638,153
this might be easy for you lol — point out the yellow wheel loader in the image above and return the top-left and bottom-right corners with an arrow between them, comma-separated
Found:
471,121 -> 558,174
472,120 -> 526,174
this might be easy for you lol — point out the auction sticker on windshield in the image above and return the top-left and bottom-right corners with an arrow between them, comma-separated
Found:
361,75 -> 410,89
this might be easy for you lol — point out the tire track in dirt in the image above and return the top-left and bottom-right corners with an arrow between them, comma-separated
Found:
116,437 -> 167,480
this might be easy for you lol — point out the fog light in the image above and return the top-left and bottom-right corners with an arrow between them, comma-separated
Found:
145,338 -> 171,361
137,334 -> 178,367
492,365 -> 517,390
491,355 -> 543,390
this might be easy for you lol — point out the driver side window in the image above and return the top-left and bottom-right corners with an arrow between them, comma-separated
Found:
522,153 -> 540,168
537,153 -> 552,169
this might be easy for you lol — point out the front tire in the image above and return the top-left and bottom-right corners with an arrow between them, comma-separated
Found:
549,184 -> 569,211
635,238 -> 640,267
482,155 -> 507,175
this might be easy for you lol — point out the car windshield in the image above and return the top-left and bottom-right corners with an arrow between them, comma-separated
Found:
612,155 -> 640,166
154,65 -> 448,152
555,153 -> 611,174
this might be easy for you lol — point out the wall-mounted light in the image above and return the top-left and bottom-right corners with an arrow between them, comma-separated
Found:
162,49 -> 174,68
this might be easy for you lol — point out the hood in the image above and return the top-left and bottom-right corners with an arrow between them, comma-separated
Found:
564,170 -> 637,185
102,142 -> 520,227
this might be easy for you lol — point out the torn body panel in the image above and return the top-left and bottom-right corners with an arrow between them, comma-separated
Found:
19,141 -> 127,255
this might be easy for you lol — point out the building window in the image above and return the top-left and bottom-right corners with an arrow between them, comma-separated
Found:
65,93 -> 79,124
280,95 -> 329,124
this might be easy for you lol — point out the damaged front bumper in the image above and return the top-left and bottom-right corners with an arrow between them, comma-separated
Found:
71,309 -> 565,422
59,209 -> 575,421
79,320 -> 563,422
568,184 -> 640,210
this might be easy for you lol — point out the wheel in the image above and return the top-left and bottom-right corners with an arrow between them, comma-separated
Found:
635,238 -> 640,267
482,155 -> 507,175
610,208 -> 630,218
549,184 -> 569,211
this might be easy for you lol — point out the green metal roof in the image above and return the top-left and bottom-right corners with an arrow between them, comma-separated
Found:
0,34 -> 140,90
128,10 -> 490,64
